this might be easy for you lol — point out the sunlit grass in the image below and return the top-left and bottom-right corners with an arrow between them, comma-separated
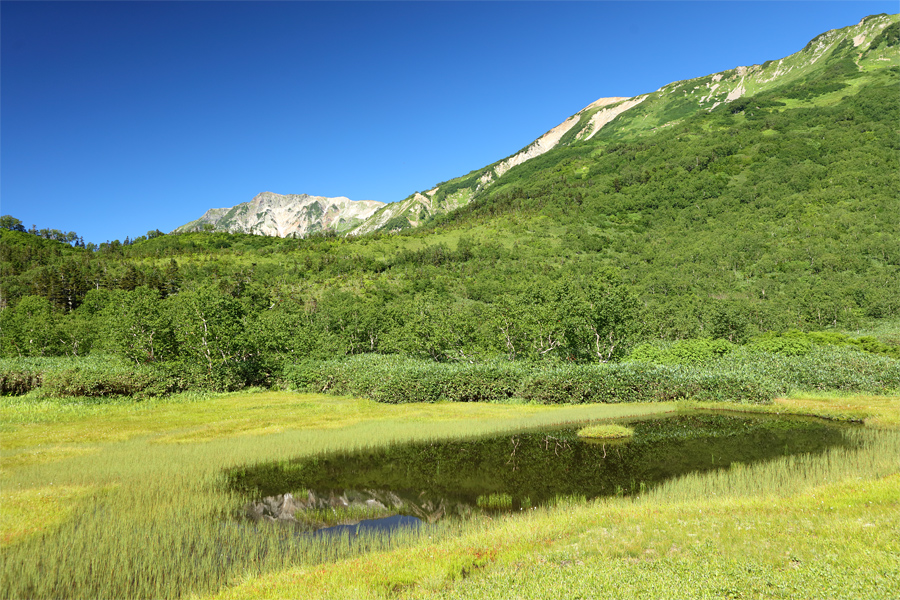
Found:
0,484 -> 103,547
0,391 -> 675,599
4,391 -> 640,449
680,392 -> 900,428
212,468 -> 900,600
576,423 -> 634,439
2,390 -> 897,599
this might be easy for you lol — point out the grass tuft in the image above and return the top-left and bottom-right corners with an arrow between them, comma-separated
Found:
576,424 -> 634,439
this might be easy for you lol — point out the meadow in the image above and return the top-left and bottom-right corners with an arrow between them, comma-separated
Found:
1,389 -> 897,599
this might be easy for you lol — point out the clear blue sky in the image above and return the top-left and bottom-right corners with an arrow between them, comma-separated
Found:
2,1 -> 896,244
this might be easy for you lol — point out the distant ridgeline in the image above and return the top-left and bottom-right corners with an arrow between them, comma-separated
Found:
175,14 -> 899,238
1,14 -> 898,392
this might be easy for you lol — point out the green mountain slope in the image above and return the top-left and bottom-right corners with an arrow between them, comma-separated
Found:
1,14 -> 897,368
350,13 -> 898,234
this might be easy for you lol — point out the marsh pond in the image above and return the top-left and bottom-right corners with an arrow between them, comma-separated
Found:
226,411 -> 856,533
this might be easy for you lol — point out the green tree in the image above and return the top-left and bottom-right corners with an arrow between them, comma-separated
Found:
170,285 -> 246,376
0,296 -> 58,356
101,287 -> 173,364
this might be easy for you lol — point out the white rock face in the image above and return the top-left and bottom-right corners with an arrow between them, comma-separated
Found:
175,192 -> 385,237
577,96 -> 646,141
492,115 -> 582,180
490,96 -> 642,180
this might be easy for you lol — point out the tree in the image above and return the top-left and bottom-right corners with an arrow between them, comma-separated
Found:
101,287 -> 173,364
170,284 -> 246,375
0,296 -> 57,357
0,215 -> 26,232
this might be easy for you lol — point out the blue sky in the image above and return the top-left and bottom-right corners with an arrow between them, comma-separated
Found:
2,1 -> 896,244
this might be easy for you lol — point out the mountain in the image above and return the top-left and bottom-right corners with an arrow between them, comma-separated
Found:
174,14 -> 897,239
173,192 -> 384,237
3,13 -> 897,361
348,13 -> 898,234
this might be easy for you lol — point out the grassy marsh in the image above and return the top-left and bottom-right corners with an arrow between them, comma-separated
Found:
0,392 -> 673,599
1,391 -> 897,599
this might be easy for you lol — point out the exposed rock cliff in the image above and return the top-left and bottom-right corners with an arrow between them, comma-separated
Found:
173,192 -> 384,237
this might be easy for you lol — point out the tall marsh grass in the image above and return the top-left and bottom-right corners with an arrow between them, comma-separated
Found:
640,426 -> 900,504
3,403 -> 898,599
0,399 -> 672,600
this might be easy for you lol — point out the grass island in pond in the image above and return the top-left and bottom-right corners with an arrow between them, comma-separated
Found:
576,423 -> 635,439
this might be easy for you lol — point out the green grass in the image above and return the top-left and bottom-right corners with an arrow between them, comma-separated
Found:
214,474 -> 899,600
576,423 -> 634,439
1,391 -> 897,599
681,392 -> 900,429
0,392 -> 674,599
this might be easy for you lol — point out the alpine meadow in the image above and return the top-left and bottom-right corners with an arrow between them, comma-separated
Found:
1,12 -> 899,600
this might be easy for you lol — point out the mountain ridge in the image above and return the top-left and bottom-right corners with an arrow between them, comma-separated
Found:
174,13 -> 898,238
173,192 -> 384,237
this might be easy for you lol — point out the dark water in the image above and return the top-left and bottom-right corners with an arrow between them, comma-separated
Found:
227,411 -> 854,530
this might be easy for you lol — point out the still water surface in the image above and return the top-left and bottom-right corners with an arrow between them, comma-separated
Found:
229,411 -> 854,532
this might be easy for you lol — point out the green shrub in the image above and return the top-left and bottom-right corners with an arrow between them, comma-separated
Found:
40,367 -> 159,398
706,346 -> 900,395
0,355 -> 135,397
748,333 -> 813,356
285,355 -> 529,403
281,359 -> 326,392
517,363 -> 774,405
0,354 -> 275,398
748,329 -> 900,359
284,344 -> 900,406
628,338 -> 736,365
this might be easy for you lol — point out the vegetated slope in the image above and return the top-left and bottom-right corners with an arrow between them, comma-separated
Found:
1,14 -> 898,370
172,15 -> 897,239
350,13 -> 899,235
421,13 -> 900,335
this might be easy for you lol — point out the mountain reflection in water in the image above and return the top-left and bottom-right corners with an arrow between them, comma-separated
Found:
231,412 -> 853,532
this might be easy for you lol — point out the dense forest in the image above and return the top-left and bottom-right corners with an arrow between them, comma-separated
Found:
1,29 -> 898,396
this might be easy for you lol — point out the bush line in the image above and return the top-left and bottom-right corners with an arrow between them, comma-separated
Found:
3,345 -> 898,403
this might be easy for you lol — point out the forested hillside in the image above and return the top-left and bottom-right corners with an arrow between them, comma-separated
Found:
1,15 -> 898,394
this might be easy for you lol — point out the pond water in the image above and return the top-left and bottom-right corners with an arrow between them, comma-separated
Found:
227,411 -> 855,533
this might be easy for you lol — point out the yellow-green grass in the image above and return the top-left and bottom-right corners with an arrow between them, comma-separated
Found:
679,392 -> 900,429
0,484 -> 101,547
210,474 -> 900,600
0,393 -> 675,548
205,395 -> 900,599
576,423 -> 634,439
0,391 -> 673,452
2,391 -> 898,599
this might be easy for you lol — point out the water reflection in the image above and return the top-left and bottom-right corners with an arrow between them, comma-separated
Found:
229,412 -> 853,532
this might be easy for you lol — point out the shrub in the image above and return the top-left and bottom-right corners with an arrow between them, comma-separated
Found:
706,346 -> 900,395
40,368 -> 159,398
517,363 -> 774,405
282,345 -> 900,406
628,338 -> 736,365
285,355 -> 529,403
0,354 -> 274,398
748,329 -> 900,359
0,368 -> 42,395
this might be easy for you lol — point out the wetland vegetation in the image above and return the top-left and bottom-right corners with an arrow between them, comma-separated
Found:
1,391 -> 898,599
229,412 -> 857,522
